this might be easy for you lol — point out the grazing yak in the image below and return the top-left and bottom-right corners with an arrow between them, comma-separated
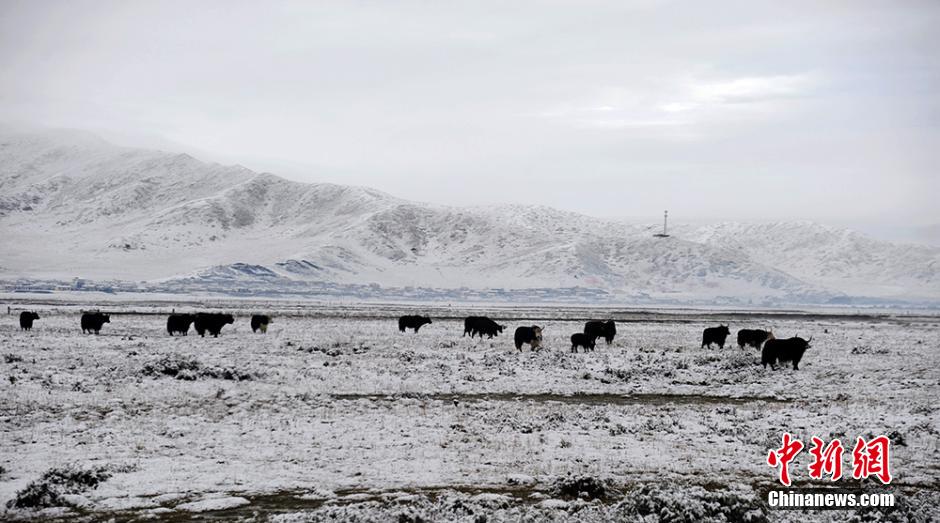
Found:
737,328 -> 773,349
584,320 -> 616,345
81,312 -> 110,334
701,325 -> 731,349
464,316 -> 505,339
463,316 -> 483,337
398,315 -> 432,333
166,314 -> 195,336
251,314 -> 272,333
514,325 -> 543,351
194,313 -> 235,338
570,332 -> 595,353
762,336 -> 812,370
19,311 -> 40,331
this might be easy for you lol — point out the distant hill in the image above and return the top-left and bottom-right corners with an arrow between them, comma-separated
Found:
1,126 -> 937,305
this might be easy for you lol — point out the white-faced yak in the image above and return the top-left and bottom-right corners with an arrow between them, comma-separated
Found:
514,326 -> 543,351
251,314 -> 272,333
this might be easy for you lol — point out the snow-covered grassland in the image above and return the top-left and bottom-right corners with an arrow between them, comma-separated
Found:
0,301 -> 938,521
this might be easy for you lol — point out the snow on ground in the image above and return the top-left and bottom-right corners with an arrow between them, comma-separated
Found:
0,302 -> 938,521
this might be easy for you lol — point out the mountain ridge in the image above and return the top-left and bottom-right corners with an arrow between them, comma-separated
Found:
1,126 -> 937,304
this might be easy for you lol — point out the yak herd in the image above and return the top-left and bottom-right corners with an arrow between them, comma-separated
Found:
18,310 -> 268,338
15,310 -> 812,370
700,323 -> 813,370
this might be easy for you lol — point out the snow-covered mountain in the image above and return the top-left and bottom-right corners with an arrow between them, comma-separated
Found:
1,126 -> 937,304
682,222 -> 939,301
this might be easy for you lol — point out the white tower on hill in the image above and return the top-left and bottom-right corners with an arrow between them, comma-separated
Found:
653,210 -> 670,238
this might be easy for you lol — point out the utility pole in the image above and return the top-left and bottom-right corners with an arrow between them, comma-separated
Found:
654,210 -> 670,238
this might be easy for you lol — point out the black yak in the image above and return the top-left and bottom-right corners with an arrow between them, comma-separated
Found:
570,332 -> 595,353
737,328 -> 773,349
19,311 -> 40,331
166,314 -> 195,336
701,325 -> 731,349
251,314 -> 272,333
81,312 -> 110,334
398,315 -> 431,333
584,320 -> 616,345
514,325 -> 543,351
762,336 -> 812,370
464,316 -> 505,339
194,313 -> 235,338
463,316 -> 483,337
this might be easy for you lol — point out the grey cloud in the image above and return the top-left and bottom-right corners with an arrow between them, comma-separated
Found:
0,0 -> 936,234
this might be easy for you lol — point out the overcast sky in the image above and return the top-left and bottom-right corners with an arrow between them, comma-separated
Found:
1,0 -> 937,235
